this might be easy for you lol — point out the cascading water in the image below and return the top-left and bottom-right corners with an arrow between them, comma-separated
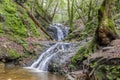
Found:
30,42 -> 72,71
26,24 -> 72,72
47,24 -> 69,41
54,25 -> 64,41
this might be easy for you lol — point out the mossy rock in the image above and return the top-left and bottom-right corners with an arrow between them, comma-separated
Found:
7,49 -> 22,58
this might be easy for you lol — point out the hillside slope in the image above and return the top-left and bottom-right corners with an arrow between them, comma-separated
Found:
0,0 -> 48,66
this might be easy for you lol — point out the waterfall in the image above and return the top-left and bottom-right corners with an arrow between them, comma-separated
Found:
30,42 -> 72,71
48,23 -> 69,41
54,25 -> 64,41
25,24 -> 72,72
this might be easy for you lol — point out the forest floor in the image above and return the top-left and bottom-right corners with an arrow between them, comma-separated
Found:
0,35 -> 46,66
66,39 -> 120,80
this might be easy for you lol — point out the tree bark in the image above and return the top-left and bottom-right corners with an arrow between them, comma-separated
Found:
95,0 -> 118,46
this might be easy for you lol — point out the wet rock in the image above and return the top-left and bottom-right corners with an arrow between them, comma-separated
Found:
47,39 -> 89,75
47,23 -> 69,41
65,70 -> 88,80
48,43 -> 80,74
21,41 -> 55,66
47,26 -> 58,40
57,24 -> 69,38
115,19 -> 120,30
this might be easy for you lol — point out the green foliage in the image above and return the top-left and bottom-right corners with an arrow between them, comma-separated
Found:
72,46 -> 86,64
78,32 -> 88,40
5,14 -> 28,37
3,0 -> 17,14
72,40 -> 98,66
66,0 -> 99,39
32,0 -> 56,25
105,65 -> 120,80
0,0 -> 43,61
28,18 -> 40,37
0,0 -> 40,37
0,23 -> 4,34
90,64 -> 120,80
8,49 -> 22,58
67,0 -> 75,31
69,64 -> 75,70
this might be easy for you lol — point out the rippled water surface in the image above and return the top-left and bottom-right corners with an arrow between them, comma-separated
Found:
0,66 -> 64,80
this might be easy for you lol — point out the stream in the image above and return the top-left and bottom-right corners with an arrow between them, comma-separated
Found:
0,66 -> 64,80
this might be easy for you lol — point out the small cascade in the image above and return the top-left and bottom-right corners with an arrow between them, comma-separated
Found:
25,23 -> 72,72
47,23 -> 69,41
30,42 -> 72,71
54,25 -> 64,41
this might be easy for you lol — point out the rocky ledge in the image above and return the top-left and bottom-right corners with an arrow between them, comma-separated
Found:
65,39 -> 120,80
0,36 -> 51,67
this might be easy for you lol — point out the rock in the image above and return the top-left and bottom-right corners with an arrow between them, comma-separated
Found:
47,23 -> 69,41
47,26 -> 58,40
22,41 -> 55,66
85,39 -> 120,66
110,39 -> 120,46
47,38 -> 89,75
48,43 -> 82,74
65,70 -> 88,80
115,19 -> 120,30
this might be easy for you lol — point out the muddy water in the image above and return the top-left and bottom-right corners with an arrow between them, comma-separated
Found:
0,66 -> 64,80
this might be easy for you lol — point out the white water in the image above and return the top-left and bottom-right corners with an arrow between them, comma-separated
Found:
54,25 -> 64,41
25,24 -> 71,72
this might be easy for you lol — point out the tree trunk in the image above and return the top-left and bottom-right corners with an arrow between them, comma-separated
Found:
95,0 -> 118,46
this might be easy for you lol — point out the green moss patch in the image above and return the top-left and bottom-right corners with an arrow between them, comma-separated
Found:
8,49 -> 22,58
0,0 -> 40,38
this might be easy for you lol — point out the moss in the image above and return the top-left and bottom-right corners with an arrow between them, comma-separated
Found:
8,49 -> 22,58
0,0 -> 41,59
72,46 -> 86,64
100,5 -> 105,15
4,1 -> 17,14
105,65 -> 120,79
0,23 -> 4,34
71,39 -> 98,66
27,18 -> 40,37
90,63 -> 120,80
5,14 -> 28,37
0,0 -> 41,38
107,19 -> 117,34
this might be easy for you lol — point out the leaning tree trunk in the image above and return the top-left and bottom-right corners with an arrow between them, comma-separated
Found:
95,0 -> 118,46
